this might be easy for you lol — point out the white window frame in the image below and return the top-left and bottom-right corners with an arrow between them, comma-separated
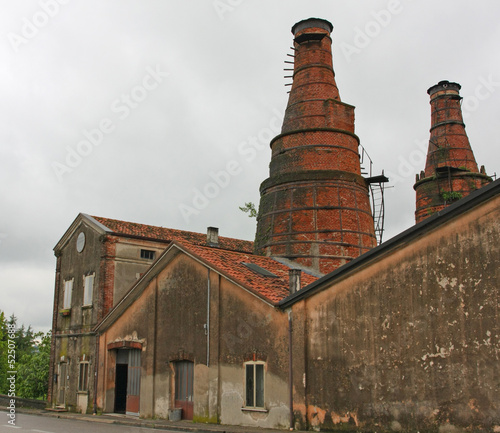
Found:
83,274 -> 94,306
244,361 -> 265,409
63,279 -> 73,309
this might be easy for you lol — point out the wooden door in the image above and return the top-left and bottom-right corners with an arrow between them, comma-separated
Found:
174,361 -> 194,420
57,363 -> 67,406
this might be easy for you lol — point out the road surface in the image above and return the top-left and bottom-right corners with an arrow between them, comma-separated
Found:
0,411 -> 189,433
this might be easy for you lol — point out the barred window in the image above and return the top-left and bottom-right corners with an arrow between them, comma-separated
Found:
140,249 -> 155,260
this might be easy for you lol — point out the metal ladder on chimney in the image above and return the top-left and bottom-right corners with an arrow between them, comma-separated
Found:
360,145 -> 389,245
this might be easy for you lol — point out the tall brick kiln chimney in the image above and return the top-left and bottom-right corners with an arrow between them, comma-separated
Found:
414,81 -> 492,224
254,18 -> 377,274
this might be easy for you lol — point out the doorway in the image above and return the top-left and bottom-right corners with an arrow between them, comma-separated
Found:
57,362 -> 67,407
174,360 -> 194,420
114,363 -> 128,413
114,349 -> 141,416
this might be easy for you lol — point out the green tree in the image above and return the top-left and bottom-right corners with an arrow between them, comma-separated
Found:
0,311 -> 8,394
16,331 -> 51,399
9,315 -> 35,356
0,312 -> 51,399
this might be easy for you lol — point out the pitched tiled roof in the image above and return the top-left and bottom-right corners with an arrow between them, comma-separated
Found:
91,215 -> 253,253
177,241 -> 319,304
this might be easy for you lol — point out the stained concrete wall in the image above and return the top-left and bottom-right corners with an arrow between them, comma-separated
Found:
98,251 -> 291,428
290,192 -> 500,431
113,239 -> 166,303
217,276 -> 290,428
51,219 -> 169,412
52,221 -> 102,412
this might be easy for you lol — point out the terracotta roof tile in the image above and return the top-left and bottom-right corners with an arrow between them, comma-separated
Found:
91,215 -> 253,253
176,241 -> 319,304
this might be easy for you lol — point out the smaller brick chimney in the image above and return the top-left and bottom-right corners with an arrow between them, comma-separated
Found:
414,81 -> 492,223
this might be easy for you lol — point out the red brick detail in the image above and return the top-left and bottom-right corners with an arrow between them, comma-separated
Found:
99,236 -> 117,318
107,341 -> 142,351
414,81 -> 492,224
255,19 -> 376,274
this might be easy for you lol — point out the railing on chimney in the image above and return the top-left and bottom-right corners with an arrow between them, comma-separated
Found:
360,144 -> 389,245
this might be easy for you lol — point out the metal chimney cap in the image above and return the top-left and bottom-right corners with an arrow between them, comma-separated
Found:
427,80 -> 461,96
292,18 -> 333,36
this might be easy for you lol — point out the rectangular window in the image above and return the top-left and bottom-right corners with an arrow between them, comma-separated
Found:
78,362 -> 89,391
140,249 -> 155,260
83,274 -> 94,306
63,279 -> 73,309
245,362 -> 264,408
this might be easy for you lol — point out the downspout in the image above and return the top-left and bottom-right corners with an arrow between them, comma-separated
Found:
93,333 -> 99,414
287,269 -> 301,431
152,278 -> 158,416
206,268 -> 210,367
288,309 -> 294,430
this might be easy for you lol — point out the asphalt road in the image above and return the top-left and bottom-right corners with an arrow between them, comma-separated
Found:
0,412 -> 183,433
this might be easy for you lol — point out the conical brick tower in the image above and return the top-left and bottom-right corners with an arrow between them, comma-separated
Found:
414,81 -> 492,224
254,18 -> 377,275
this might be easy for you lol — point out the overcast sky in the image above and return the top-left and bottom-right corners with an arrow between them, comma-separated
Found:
1,1 -> 499,333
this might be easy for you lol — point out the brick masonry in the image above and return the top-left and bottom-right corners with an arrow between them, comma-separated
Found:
254,18 -> 376,274
414,81 -> 492,223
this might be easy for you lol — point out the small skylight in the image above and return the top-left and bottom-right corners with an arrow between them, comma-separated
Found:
242,262 -> 278,277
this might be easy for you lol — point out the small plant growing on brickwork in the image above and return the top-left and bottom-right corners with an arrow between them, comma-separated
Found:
441,191 -> 463,202
239,202 -> 257,218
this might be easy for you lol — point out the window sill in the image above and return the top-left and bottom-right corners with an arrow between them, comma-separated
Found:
77,390 -> 88,395
241,407 -> 268,413
82,305 -> 93,310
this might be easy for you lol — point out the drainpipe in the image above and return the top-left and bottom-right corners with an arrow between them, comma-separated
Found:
93,333 -> 99,414
206,268 -> 211,367
288,309 -> 293,430
152,278 -> 158,416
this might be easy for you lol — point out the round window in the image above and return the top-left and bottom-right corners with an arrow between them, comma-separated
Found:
76,232 -> 86,253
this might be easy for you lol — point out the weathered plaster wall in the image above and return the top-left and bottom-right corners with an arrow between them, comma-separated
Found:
218,277 -> 290,429
113,239 -> 167,304
291,195 -> 500,431
98,265 -> 154,416
56,222 -> 102,330
99,253 -> 212,418
52,221 -> 102,412
220,364 -> 289,429
98,251 -> 291,428
52,333 -> 96,412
